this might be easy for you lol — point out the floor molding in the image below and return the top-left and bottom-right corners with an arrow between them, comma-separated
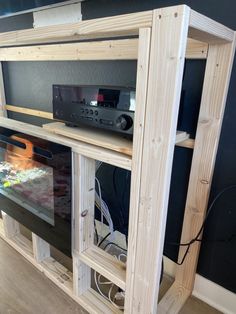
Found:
164,257 -> 236,314
193,275 -> 236,314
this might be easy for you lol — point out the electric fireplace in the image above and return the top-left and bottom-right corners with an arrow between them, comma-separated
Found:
0,126 -> 72,257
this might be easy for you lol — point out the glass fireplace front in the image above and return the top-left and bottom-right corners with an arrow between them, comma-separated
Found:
0,126 -> 72,257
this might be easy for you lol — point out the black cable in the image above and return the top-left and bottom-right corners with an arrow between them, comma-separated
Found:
94,220 -> 99,244
98,232 -> 111,247
103,241 -> 127,252
112,167 -> 126,227
168,185 -> 236,265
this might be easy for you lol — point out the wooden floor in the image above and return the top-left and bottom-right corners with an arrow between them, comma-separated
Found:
0,238 -> 221,314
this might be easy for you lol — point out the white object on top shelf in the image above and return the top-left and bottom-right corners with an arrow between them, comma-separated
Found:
33,2 -> 82,28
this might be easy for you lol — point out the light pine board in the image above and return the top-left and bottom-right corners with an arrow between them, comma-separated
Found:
175,38 -> 236,291
125,6 -> 191,313
0,39 -> 138,61
0,38 -> 207,61
0,11 -> 153,46
0,117 -> 132,170
73,154 -> 95,296
0,62 -> 6,117
44,122 -> 133,156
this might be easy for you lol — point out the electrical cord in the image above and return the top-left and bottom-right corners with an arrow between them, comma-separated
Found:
169,185 -> 236,265
97,232 -> 111,247
94,236 -> 127,310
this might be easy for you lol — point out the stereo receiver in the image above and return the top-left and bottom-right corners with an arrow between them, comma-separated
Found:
53,85 -> 135,136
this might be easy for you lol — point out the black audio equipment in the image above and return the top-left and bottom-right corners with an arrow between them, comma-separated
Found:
53,85 -> 135,136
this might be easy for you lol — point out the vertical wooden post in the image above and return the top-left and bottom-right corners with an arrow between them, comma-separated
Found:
32,233 -> 50,263
72,153 -> 95,296
174,37 -> 236,291
0,62 -> 6,117
1,211 -> 20,239
125,5 -> 190,314
124,27 -> 152,311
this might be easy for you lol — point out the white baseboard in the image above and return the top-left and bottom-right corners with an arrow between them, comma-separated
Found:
163,257 -> 236,314
193,275 -> 236,314
96,226 -> 236,313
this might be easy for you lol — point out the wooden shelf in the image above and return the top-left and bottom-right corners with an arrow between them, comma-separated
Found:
79,288 -> 122,314
0,117 -> 132,171
43,122 -> 191,157
79,246 -> 126,291
44,122 -> 133,156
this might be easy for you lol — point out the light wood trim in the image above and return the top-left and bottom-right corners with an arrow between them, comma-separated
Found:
0,117 -> 132,170
125,6 -> 190,313
189,9 -> 235,43
186,38 -> 208,59
80,288 -> 122,314
71,145 -> 132,171
176,138 -> 195,149
73,153 -> 95,296
1,211 -> 20,239
79,245 -> 126,291
44,122 -> 133,157
32,233 -> 50,263
0,38 -> 207,61
44,122 -> 189,158
5,104 -> 53,119
5,104 -> 193,152
0,63 -> 6,117
0,39 -> 138,61
175,36 -> 236,293
0,11 -> 153,47
159,282 -> 191,313
125,27 -> 152,311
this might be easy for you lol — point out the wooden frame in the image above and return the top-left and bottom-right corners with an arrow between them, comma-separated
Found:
0,4 -> 235,314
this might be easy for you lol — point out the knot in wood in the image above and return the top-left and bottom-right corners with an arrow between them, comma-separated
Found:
81,209 -> 88,217
200,179 -> 209,184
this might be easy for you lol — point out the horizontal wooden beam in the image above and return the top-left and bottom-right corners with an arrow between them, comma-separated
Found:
0,117 -> 132,170
189,9 -> 235,43
79,246 -> 126,291
0,39 -> 138,61
186,38 -> 208,59
4,105 -> 193,152
0,11 -> 153,47
44,122 -> 133,156
79,288 -> 122,314
176,138 -> 195,149
0,38 -> 207,61
5,104 -> 53,119
158,281 -> 191,314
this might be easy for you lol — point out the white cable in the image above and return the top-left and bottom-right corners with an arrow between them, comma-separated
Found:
94,243 -> 126,310
95,177 -> 103,226
108,284 -> 124,310
94,271 -> 110,301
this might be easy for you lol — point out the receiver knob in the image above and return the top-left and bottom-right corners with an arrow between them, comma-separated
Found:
115,114 -> 133,131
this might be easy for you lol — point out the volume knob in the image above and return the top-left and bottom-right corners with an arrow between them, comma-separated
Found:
115,114 -> 133,131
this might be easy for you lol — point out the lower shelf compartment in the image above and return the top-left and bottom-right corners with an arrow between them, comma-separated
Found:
0,218 -> 122,313
79,245 -> 126,291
